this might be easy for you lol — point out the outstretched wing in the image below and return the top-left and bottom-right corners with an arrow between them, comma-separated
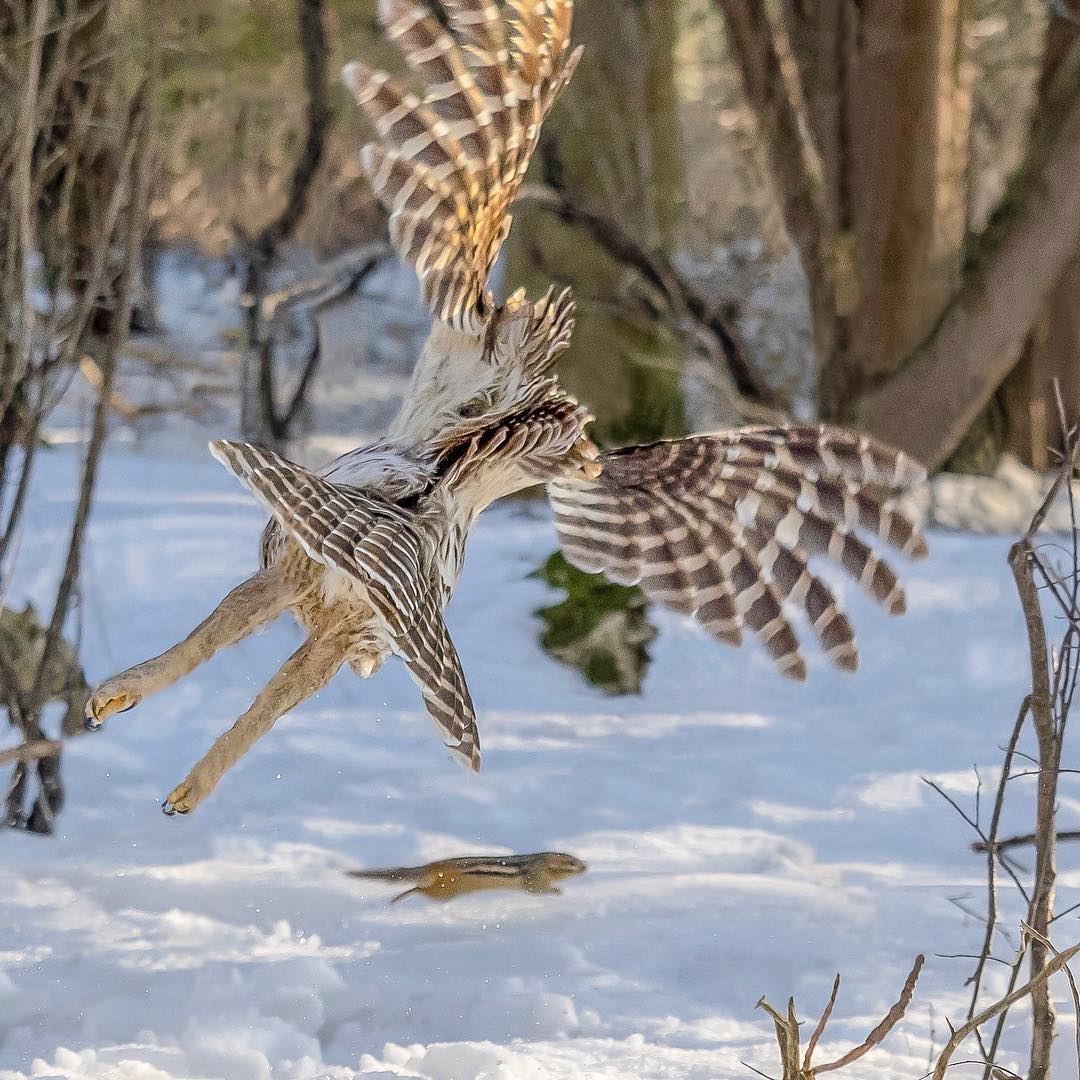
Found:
548,424 -> 928,679
209,440 -> 480,770
343,0 -> 582,331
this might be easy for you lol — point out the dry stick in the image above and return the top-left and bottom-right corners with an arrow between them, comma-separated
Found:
241,0 -> 329,444
30,87 -> 150,718
966,697 -> 1031,1060
753,955 -> 924,1078
802,973 -> 840,1072
755,996 -> 799,1080
982,951 -> 1036,1080
277,246 -> 389,431
514,183 -> 781,411
1025,923 -> 1080,1073
3,0 -> 49,418
1008,439 -> 1080,1080
0,740 -> 59,767
924,778 -> 1030,904
0,377 -> 48,570
259,242 -> 389,321
815,955 -> 925,1073
973,830 -> 1080,854
933,942 -> 1080,1080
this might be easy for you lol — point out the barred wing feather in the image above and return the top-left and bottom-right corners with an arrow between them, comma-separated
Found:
344,0 -> 582,331
209,440 -> 480,770
548,424 -> 928,678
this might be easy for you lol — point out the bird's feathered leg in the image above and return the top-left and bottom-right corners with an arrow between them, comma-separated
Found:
162,624 -> 350,815
86,568 -> 297,729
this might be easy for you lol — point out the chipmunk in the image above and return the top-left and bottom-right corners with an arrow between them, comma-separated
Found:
347,852 -> 587,903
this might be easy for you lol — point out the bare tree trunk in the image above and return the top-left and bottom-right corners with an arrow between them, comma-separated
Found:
1001,10 -> 1080,469
724,2 -> 972,425
513,0 -> 683,693
712,1 -> 835,401
855,61 -> 1080,469
807,1 -> 964,415
238,0 -> 329,448
504,0 -> 686,446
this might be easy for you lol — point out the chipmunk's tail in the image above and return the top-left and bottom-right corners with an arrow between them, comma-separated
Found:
346,865 -> 427,883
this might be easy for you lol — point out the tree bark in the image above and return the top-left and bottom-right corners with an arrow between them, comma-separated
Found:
724,2 -> 971,424
1001,11 -> 1080,468
514,0 -> 683,692
712,1 -> 835,403
504,0 -> 686,446
855,65 -> 1080,470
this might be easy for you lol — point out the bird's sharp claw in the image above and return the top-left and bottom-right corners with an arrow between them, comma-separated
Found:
84,685 -> 141,730
162,780 -> 198,816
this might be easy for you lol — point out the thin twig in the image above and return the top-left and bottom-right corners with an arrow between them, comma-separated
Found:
815,955 -> 925,1073
0,739 -> 59,767
933,941 -> 1080,1079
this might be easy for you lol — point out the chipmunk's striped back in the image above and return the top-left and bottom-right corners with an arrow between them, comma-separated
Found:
347,851 -> 588,902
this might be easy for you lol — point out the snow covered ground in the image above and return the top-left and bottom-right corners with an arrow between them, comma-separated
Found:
3,442 -> 1079,1080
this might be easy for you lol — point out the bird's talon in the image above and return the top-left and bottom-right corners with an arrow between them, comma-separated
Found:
162,780 -> 199,816
85,683 -> 142,729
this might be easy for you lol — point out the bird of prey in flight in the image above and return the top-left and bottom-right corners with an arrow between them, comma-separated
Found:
85,0 -> 927,814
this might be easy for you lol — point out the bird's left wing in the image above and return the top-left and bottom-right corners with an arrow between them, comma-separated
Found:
548,424 -> 928,679
343,0 -> 582,332
209,440 -> 480,770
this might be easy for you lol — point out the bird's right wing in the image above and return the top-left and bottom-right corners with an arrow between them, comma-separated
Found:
548,424 -> 928,679
209,440 -> 480,770
343,0 -> 582,332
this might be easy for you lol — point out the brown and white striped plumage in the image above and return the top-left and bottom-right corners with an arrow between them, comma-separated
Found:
85,0 -> 928,815
344,0 -> 581,330
550,427 -> 927,679
209,440 -> 482,767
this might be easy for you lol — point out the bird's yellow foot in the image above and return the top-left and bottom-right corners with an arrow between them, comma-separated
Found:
162,777 -> 203,816
84,680 -> 142,731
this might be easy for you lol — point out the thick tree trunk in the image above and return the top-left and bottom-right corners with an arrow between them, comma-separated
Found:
724,2 -> 971,423
713,1 -> 835,402
800,1 -> 966,415
855,44 -> 1080,470
1001,11 -> 1080,468
515,0 -> 682,693
504,0 -> 685,446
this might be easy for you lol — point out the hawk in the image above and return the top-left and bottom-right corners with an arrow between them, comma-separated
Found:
85,0 -> 927,814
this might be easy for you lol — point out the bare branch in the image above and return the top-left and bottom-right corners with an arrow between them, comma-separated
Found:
515,183 -> 782,411
815,955 -> 925,1073
933,941 -> 1080,1079
0,739 -> 59,767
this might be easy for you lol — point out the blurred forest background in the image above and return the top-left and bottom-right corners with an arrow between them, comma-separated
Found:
116,0 -> 1080,467
2,0 -> 1080,828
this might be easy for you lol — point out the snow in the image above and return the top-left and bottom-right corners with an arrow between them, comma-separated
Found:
3,444 -> 1080,1079
10,200 -> 1078,1078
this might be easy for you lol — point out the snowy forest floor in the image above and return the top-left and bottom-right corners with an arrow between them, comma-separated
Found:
3,443 -> 1080,1080
3,252 -> 1079,1079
